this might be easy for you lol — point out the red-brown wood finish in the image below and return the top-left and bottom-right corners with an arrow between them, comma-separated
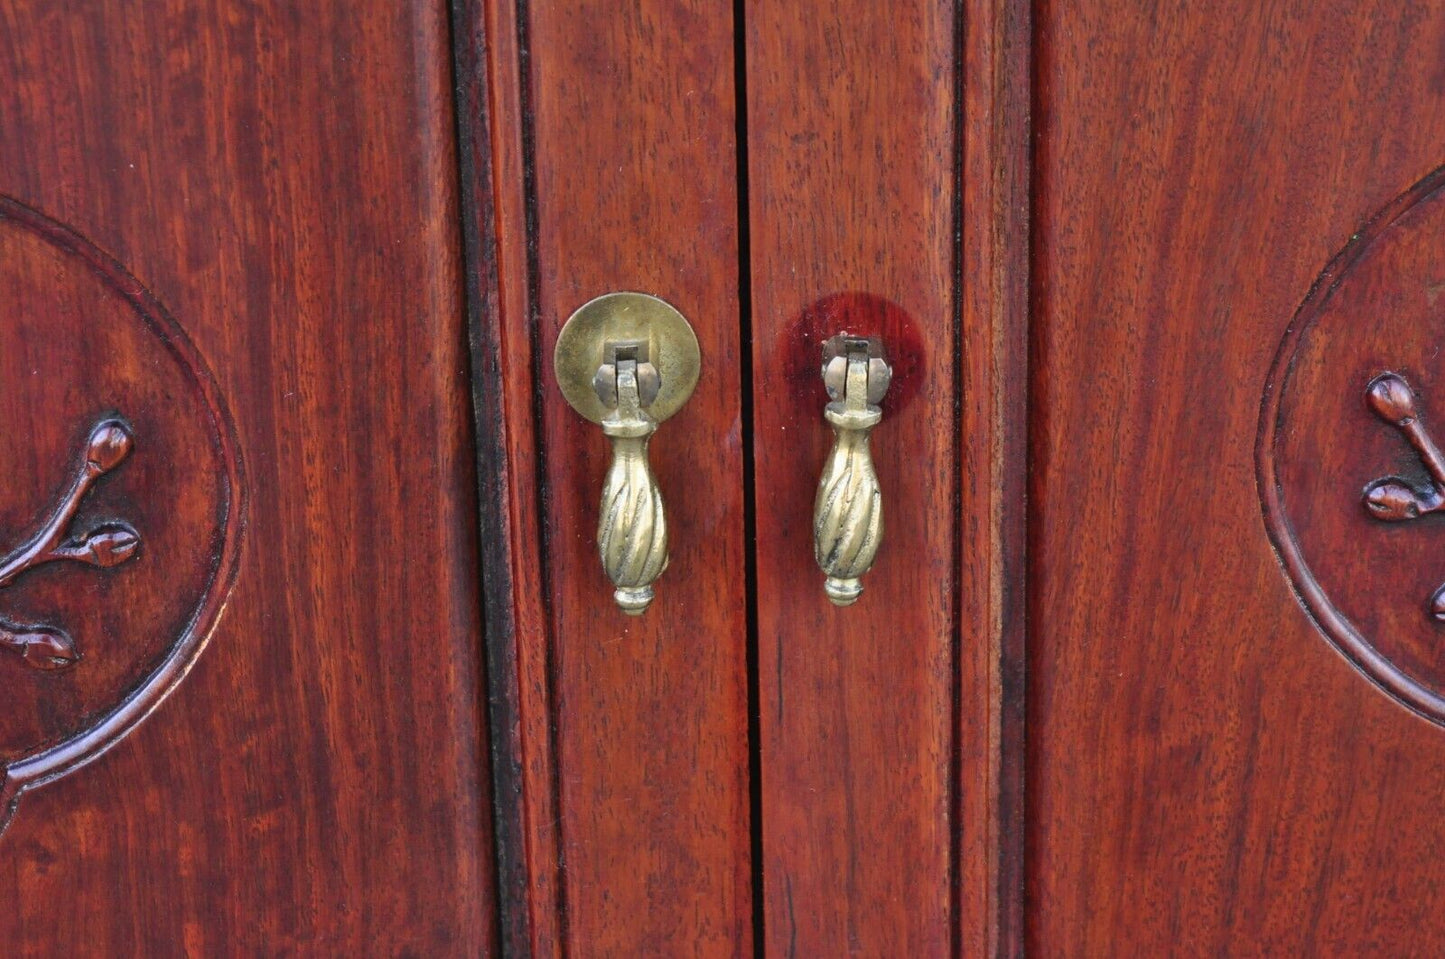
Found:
958,0 -> 1032,953
0,1 -> 496,953
745,3 -> 962,953
0,197 -> 242,828
460,0 -> 754,953
454,0 -> 561,952
1030,1 -> 1445,952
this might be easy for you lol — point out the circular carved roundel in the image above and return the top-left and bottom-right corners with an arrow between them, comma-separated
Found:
0,196 -> 243,832
1260,166 -> 1445,722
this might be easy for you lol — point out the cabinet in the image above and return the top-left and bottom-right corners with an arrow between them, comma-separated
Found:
4,0 -> 1445,955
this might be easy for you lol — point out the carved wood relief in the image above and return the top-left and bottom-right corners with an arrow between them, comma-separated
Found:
1362,372 -> 1445,620
1260,166 -> 1445,722
0,419 -> 140,670
0,196 -> 243,835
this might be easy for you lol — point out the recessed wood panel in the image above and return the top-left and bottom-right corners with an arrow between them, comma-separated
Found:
1264,170 -> 1445,721
0,197 -> 241,830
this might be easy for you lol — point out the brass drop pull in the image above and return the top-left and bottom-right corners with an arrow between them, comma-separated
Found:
814,334 -> 892,606
554,292 -> 700,614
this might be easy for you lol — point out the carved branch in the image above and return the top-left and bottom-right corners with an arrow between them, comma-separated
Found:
0,418 -> 141,669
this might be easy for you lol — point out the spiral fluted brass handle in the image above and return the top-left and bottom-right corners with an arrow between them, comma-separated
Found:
814,335 -> 892,606
597,360 -> 668,613
554,292 -> 700,615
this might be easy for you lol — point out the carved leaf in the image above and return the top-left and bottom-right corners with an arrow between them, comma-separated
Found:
1366,373 -> 1419,426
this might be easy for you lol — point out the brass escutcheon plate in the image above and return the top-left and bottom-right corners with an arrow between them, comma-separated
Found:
554,292 -> 700,424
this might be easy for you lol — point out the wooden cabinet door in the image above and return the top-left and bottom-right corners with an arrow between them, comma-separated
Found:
0,1 -> 496,952
1030,1 -> 1445,953
456,0 -> 753,954
467,0 -> 1021,954
743,0 -> 1016,954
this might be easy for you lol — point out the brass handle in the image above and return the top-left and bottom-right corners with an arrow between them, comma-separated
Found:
596,349 -> 667,612
554,293 -> 700,615
814,335 -> 892,606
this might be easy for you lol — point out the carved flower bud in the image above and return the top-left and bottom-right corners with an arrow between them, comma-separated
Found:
86,420 -> 134,472
80,523 -> 141,567
1364,479 -> 1426,521
11,627 -> 79,670
1367,374 -> 1418,425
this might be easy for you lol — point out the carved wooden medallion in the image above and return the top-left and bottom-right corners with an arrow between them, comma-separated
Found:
0,418 -> 141,669
0,196 -> 242,834
1260,167 -> 1445,722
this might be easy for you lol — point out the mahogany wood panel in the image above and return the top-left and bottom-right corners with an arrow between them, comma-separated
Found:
744,2 -> 962,953
1030,0 -> 1445,952
460,0 -> 753,953
0,1 -> 495,953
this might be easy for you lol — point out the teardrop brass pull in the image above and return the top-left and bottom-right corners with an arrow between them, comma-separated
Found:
554,292 -> 700,614
814,334 -> 892,606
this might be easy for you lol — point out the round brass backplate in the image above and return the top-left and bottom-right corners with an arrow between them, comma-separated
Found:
553,292 -> 700,424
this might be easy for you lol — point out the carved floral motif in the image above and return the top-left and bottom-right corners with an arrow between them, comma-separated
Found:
0,419 -> 140,669
1362,372 -> 1445,619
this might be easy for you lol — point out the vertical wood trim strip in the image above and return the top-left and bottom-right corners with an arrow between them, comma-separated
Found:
957,0 -> 1031,954
746,1 -> 960,952
526,0 -> 751,947
452,0 -> 564,953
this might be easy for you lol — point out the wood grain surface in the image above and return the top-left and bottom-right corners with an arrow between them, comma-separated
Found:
459,0 -> 754,953
0,1 -> 496,953
0,197 -> 242,829
744,2 -> 962,953
1030,0 -> 1445,952
957,0 -> 1032,953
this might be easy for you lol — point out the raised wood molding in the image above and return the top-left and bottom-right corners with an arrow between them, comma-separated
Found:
959,0 -> 1032,954
452,0 -> 559,951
